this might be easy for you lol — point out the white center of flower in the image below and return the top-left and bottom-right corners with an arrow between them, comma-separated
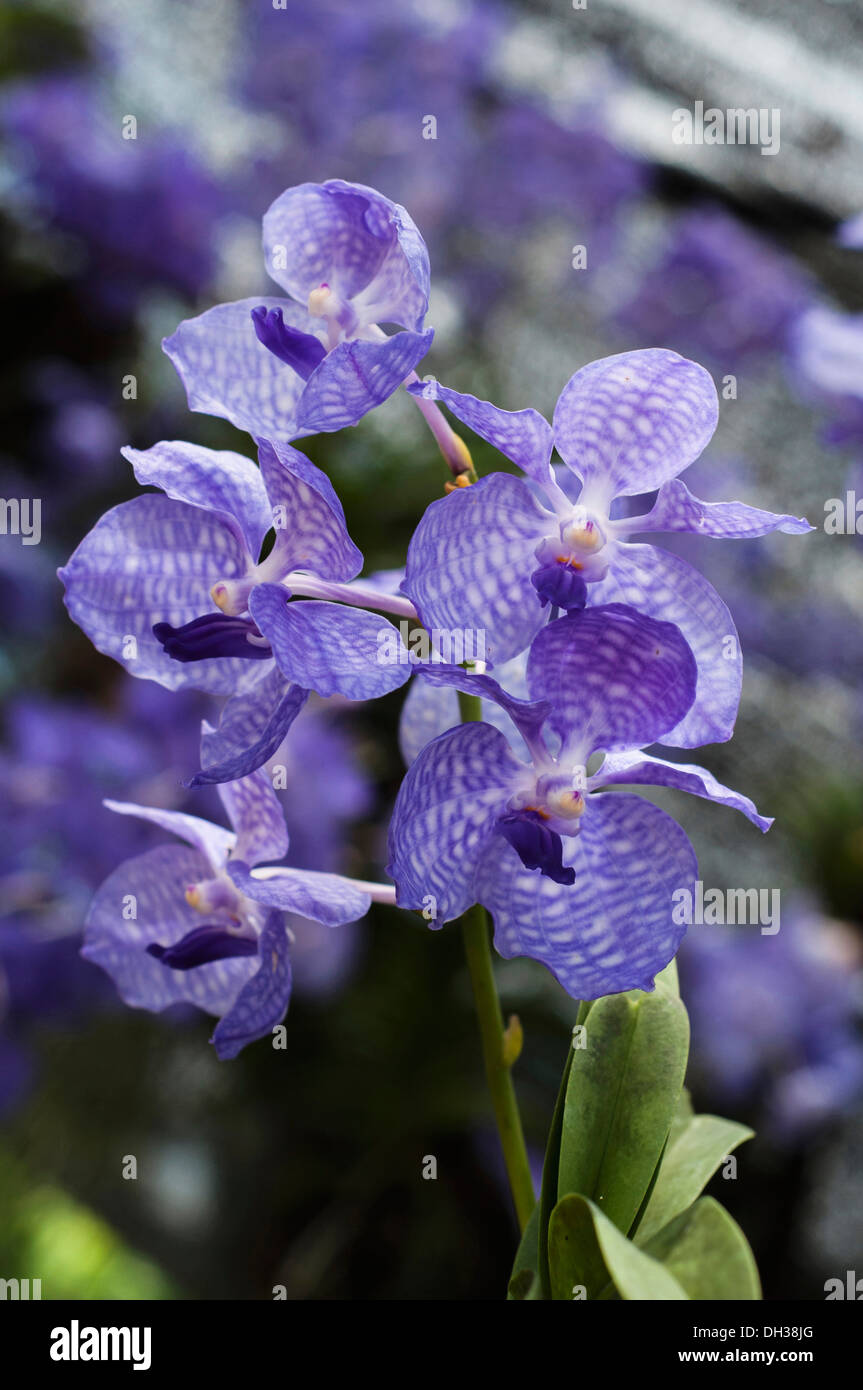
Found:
185,875 -> 242,917
560,506 -> 606,558
307,282 -> 359,344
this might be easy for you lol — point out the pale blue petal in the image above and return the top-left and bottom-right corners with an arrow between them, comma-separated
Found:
249,587 -> 412,700
123,439 -> 272,560
59,494 -> 256,694
403,472 -> 552,665
294,329 -> 433,433
589,542 -> 741,747
211,909 -> 292,1060
406,378 -> 556,490
103,798 -> 233,870
553,349 -> 718,498
190,668 -> 309,786
628,477 -> 813,538
83,844 -> 258,1016
257,437 -> 363,581
227,861 -> 371,926
526,605 -> 697,757
216,765 -> 289,867
387,722 -> 526,922
592,751 -> 773,831
398,653 -> 534,764
163,297 -> 314,441
262,180 -> 429,330
414,664 -> 550,750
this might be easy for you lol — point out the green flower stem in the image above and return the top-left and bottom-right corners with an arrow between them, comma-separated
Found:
458,690 -> 535,1232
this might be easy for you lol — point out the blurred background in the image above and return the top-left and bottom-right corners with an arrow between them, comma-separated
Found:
1,0 -> 862,1300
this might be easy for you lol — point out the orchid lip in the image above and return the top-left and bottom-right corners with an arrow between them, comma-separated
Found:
147,923 -> 257,971
497,810 -> 576,886
250,305 -> 327,380
153,613 -> 272,664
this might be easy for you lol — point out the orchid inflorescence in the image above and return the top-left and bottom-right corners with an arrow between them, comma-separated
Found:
61,180 -> 811,1297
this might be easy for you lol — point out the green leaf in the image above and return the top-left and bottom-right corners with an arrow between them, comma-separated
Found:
557,989 -> 689,1234
654,957 -> 680,996
507,1201 -> 541,1300
642,1197 -> 761,1300
636,1114 -> 754,1246
548,1195 -> 688,1301
669,1087 -> 695,1146
536,1005 -> 589,1298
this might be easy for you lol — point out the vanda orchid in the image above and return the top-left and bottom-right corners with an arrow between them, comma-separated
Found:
60,435 -> 415,783
404,355 -> 811,745
163,180 -> 434,441
63,178 -> 813,1301
83,755 -> 391,1059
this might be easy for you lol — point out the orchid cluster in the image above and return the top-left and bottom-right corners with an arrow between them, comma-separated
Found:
62,180 -> 811,1298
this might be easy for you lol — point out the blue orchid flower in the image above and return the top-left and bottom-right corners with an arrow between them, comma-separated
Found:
387,605 -> 770,1000
59,436 -> 415,783
83,757 -> 391,1059
162,179 -> 434,441
403,348 -> 811,747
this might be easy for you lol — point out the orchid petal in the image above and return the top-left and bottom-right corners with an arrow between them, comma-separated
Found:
476,794 -> 697,998
83,843 -> 258,1016
227,861 -> 371,927
249,586 -> 412,700
413,663 -> 550,751
103,798 -> 233,870
627,477 -> 812,539
123,439 -> 272,560
403,472 -> 552,665
589,543 -> 741,747
406,378 -> 557,491
398,653 -> 534,765
592,751 -> 773,831
189,667 -> 309,787
293,329 -> 433,434
526,605 -> 697,757
256,438 -> 363,581
553,349 -> 718,498
216,765 -> 289,867
162,297 -> 314,441
59,494 -> 255,694
211,910 -> 292,1060
262,180 -> 429,330
387,721 -> 526,923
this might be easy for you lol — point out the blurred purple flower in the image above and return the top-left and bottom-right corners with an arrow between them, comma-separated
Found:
790,306 -> 863,450
1,76 -> 224,312
617,207 -> 812,369
681,909 -> 863,1142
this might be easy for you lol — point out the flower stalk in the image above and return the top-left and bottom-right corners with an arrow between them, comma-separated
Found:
458,689 -> 535,1232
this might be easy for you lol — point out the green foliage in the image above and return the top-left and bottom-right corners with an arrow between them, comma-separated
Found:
508,972 -> 760,1302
